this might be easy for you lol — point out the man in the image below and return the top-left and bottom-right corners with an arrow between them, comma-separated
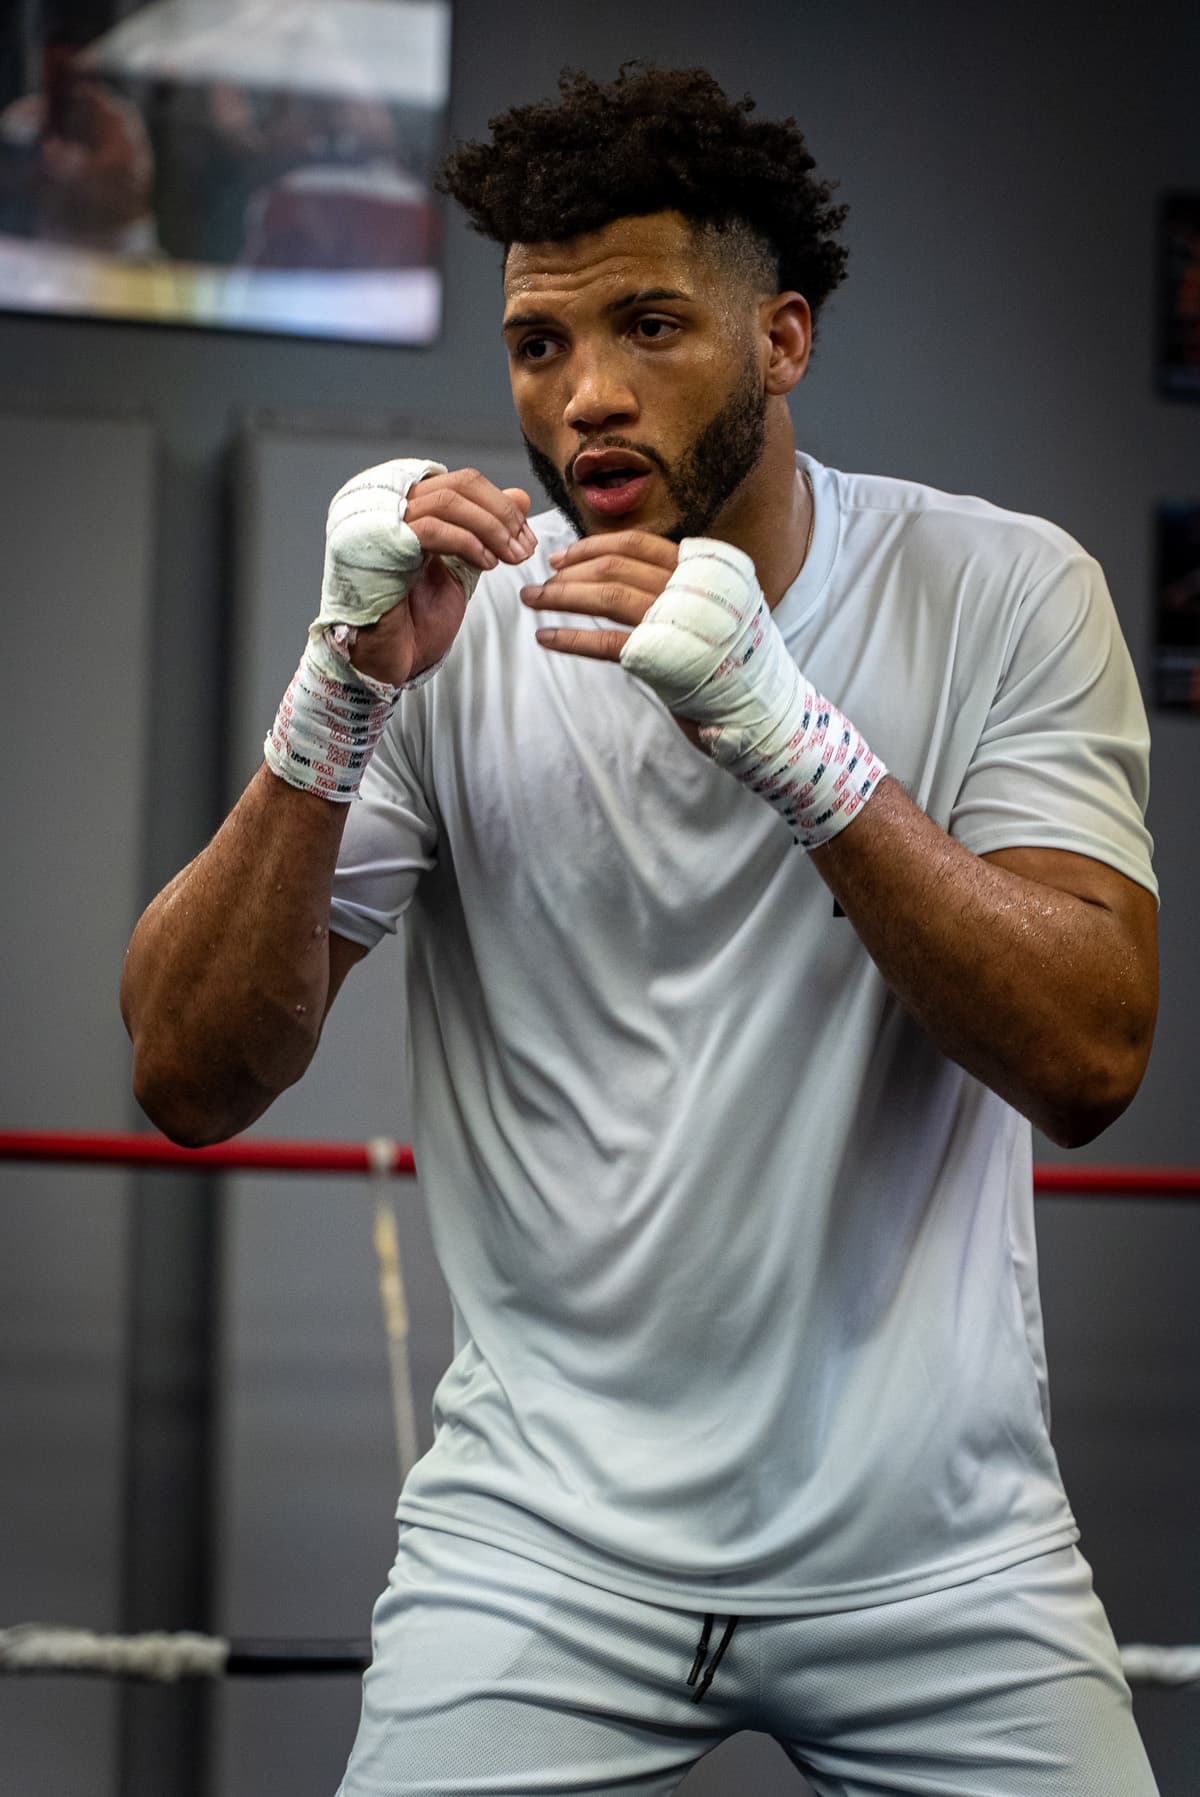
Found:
122,66 -> 1160,1797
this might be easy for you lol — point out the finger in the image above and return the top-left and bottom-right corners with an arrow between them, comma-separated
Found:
406,516 -> 500,572
443,470 -> 535,548
408,487 -> 533,564
503,487 -> 538,554
411,469 -> 536,556
521,578 -> 650,627
542,552 -> 667,596
503,487 -> 533,522
534,625 -> 630,662
548,529 -> 678,572
408,482 -> 529,556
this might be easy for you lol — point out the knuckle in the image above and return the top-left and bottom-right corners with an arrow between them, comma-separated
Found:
435,492 -> 479,531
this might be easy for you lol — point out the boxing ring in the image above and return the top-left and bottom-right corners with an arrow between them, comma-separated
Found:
2,1127 -> 1198,1696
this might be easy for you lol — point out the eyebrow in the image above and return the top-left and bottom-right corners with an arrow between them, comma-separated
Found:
501,287 -> 691,333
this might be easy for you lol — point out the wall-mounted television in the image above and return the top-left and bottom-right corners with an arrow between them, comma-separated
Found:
0,0 -> 451,344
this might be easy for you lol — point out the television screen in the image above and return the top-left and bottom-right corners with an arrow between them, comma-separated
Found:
0,0 -> 451,343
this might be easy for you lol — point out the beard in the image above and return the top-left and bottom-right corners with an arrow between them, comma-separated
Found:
521,350 -> 768,543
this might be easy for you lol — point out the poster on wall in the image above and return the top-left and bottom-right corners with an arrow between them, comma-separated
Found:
1153,501 -> 1200,710
0,0 -> 451,344
1158,192 -> 1200,399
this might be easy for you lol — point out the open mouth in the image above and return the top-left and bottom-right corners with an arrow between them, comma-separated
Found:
585,468 -> 642,488
572,450 -> 655,516
577,473 -> 651,516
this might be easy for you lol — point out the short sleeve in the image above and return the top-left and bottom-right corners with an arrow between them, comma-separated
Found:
329,702 -> 438,949
950,553 -> 1157,898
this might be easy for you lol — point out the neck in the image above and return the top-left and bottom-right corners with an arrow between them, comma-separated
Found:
707,404 -> 810,608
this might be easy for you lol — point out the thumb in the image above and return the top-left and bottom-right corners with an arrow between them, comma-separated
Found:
503,487 -> 532,520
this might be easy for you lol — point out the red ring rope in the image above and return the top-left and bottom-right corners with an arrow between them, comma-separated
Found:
1030,1164 -> 1200,1197
0,1130 -> 414,1176
0,1131 -> 1197,1195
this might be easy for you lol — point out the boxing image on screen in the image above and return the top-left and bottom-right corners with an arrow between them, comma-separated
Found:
0,0 -> 451,343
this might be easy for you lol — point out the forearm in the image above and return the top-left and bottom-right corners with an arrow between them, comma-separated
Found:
811,778 -> 1157,1146
120,462 -> 532,1143
121,766 -> 348,1145
530,531 -> 1156,1144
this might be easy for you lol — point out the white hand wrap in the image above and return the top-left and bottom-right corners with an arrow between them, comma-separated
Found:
314,458 -> 481,634
620,538 -> 887,847
265,459 -> 475,801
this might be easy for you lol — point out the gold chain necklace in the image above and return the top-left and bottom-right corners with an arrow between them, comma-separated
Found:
801,466 -> 815,567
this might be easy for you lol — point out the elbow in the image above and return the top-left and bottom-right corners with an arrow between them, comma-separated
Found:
1042,952 -> 1160,1147
131,1054 -> 247,1148
130,1029 -> 285,1148
126,991 -> 323,1148
1042,1102 -> 1125,1152
1035,1028 -> 1155,1150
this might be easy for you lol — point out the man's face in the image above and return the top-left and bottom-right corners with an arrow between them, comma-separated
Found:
502,212 -> 769,542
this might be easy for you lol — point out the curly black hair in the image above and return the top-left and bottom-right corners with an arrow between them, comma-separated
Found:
437,65 -> 849,328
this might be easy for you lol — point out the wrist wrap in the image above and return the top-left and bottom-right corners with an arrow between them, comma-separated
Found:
620,538 -> 887,848
264,628 -> 401,802
263,458 -> 470,801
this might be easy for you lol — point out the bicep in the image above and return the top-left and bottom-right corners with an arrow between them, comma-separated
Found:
325,929 -> 369,1020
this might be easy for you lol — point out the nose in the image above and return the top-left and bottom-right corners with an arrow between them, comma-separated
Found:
563,349 -> 638,437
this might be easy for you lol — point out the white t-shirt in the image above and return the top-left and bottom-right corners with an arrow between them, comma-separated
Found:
330,453 -> 1156,1616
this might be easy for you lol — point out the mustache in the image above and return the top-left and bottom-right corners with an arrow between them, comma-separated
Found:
566,437 -> 670,486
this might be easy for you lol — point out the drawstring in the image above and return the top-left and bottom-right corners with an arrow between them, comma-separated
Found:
686,1614 -> 713,1688
686,1613 -> 740,1703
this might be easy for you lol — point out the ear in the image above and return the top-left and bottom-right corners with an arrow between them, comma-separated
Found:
759,291 -> 811,396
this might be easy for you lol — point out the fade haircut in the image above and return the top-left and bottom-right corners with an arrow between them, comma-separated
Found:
438,64 -> 849,334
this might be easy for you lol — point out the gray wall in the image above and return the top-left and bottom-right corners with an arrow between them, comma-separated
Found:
1,2 -> 1198,1793
0,415 -> 153,1797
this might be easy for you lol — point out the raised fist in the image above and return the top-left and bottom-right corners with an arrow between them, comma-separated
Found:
313,460 -> 536,688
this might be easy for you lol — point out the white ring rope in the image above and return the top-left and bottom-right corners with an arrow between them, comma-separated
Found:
1120,1643 -> 1200,1688
0,1625 -> 228,1680
2,1624 -> 1199,1687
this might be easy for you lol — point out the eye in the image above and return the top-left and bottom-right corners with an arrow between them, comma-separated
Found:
517,335 -> 562,365
632,316 -> 679,343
